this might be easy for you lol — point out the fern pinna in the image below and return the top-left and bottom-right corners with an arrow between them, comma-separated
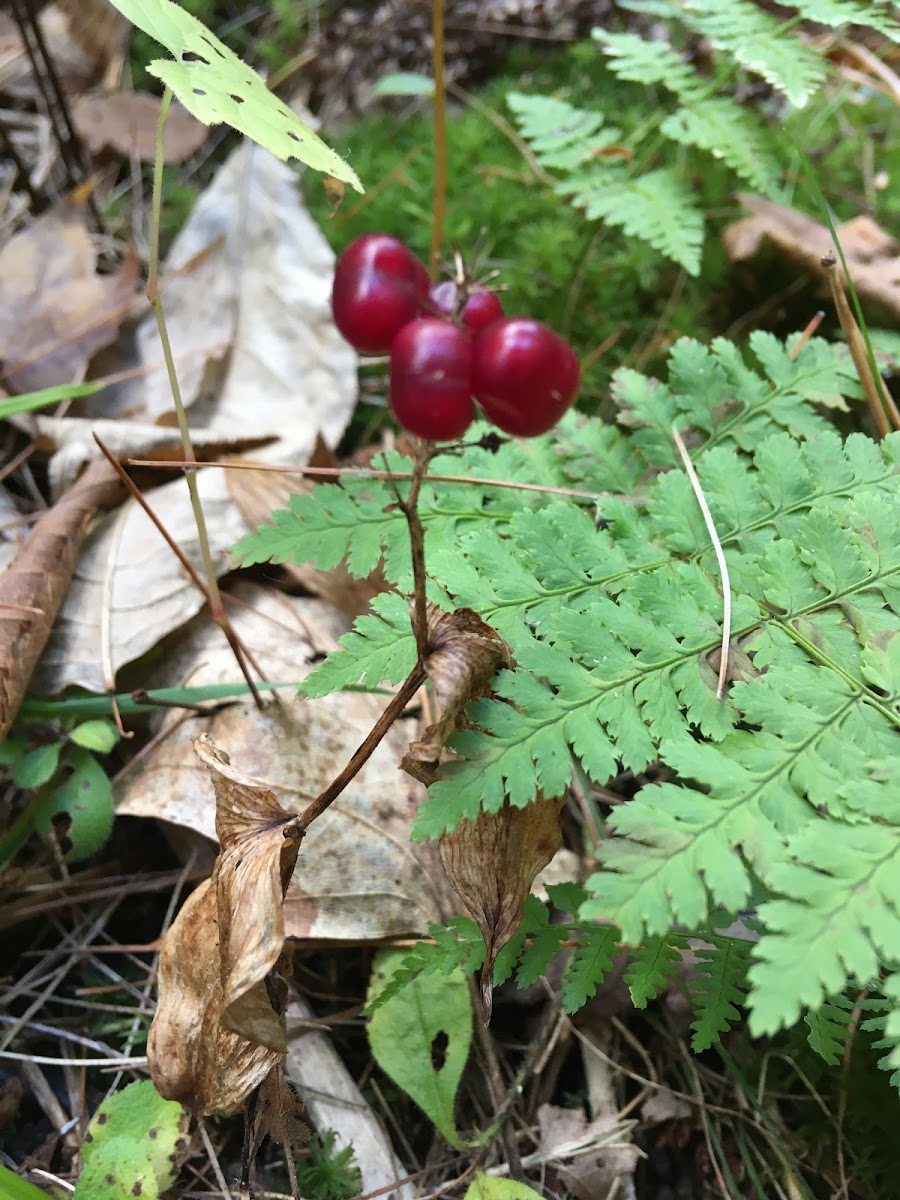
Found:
233,330 -> 900,1077
506,1 -> 900,271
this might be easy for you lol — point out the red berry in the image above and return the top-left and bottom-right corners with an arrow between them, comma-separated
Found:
472,318 -> 579,437
390,317 -> 475,441
460,288 -> 504,333
426,281 -> 505,333
331,233 -> 428,354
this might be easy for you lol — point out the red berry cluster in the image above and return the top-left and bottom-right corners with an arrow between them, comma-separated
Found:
331,233 -> 580,441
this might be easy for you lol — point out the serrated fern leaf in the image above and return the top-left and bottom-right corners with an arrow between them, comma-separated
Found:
748,823 -> 900,1036
364,918 -> 484,1012
506,92 -> 620,171
594,30 -> 703,100
563,925 -> 620,1012
689,934 -> 752,1051
791,0 -> 900,40
660,99 -> 780,192
625,933 -> 688,1008
683,0 -> 825,105
860,975 -> 900,1088
559,168 -> 704,275
303,592 -> 415,695
805,993 -> 853,1065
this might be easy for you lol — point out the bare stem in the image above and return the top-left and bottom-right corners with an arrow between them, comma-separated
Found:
297,665 -> 426,832
146,88 -> 263,709
430,0 -> 447,279
383,442 -> 438,662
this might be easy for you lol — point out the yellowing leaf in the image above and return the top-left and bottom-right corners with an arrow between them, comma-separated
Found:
108,0 -> 361,189
464,1172 -> 546,1200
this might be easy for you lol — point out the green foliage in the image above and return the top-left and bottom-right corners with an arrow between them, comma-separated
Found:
0,1166 -> 52,1200
108,0 -> 360,187
464,1174 -> 545,1200
504,4 -> 900,270
237,326 -> 900,1074
295,1131 -> 362,1200
74,1080 -> 188,1199
367,947 -> 473,1148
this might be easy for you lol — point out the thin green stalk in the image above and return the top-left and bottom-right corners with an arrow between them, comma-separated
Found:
430,0 -> 446,280
147,89 -> 263,708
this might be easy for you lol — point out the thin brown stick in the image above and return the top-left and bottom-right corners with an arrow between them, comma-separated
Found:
125,456 -> 615,501
381,443 -> 437,661
92,435 -> 268,707
430,0 -> 447,279
297,664 -> 426,833
823,255 -> 900,436
788,309 -> 825,360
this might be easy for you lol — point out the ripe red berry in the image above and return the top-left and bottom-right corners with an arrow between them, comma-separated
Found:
331,233 -> 428,354
426,281 -> 504,333
472,317 -> 579,437
390,317 -> 475,441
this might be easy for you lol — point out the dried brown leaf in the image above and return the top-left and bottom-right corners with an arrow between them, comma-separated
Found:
440,793 -> 564,1022
73,92 -> 208,163
0,457 -> 122,741
723,194 -> 900,320
0,196 -> 138,393
401,604 -> 511,785
148,734 -> 303,1115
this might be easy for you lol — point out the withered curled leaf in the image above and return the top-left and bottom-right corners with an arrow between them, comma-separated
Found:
440,793 -> 565,1023
148,735 -> 303,1114
401,604 -> 511,786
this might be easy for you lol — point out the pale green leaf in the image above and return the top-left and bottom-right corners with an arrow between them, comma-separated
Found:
70,719 -> 120,753
374,72 -> 435,97
367,948 -> 472,1148
464,1173 -> 546,1200
33,747 -> 114,862
108,0 -> 361,187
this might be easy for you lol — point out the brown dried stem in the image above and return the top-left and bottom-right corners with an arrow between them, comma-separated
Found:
823,255 -> 900,437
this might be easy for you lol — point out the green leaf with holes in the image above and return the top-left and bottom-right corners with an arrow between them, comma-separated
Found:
108,0 -> 361,189
32,746 -> 114,862
74,1080 -> 189,1199
366,947 -> 472,1148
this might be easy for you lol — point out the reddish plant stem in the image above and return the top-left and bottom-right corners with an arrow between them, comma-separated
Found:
297,664 -> 426,833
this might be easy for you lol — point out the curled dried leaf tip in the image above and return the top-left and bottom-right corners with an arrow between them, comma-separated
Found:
401,603 -> 511,785
148,735 -> 303,1115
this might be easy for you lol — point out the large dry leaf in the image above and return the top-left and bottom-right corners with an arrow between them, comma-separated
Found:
0,457 -> 122,740
73,91 -> 208,163
0,5 -> 109,99
148,735 -> 301,1114
0,196 -> 138,393
724,195 -> 900,320
115,582 -> 450,940
440,793 -> 564,1022
135,140 -> 356,461
31,467 -> 250,695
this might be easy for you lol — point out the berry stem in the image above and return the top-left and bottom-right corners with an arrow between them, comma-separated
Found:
430,0 -> 447,282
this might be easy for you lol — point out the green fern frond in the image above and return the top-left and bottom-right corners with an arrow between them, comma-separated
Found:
791,0 -> 900,40
303,592 -> 415,695
563,924 -> 620,1012
625,933 -> 688,1008
558,167 -> 704,275
689,934 -> 752,1051
364,918 -> 485,1012
860,975 -> 900,1087
660,99 -> 781,192
805,993 -> 854,1065
594,30 -> 703,100
505,92 -> 620,171
682,0 -> 825,105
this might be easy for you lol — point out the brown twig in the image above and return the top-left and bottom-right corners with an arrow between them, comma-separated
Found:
823,255 -> 900,437
430,0 -> 447,279
297,664 -> 426,833
92,436 -> 269,708
381,442 -> 438,662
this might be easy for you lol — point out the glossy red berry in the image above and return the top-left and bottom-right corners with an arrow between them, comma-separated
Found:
426,281 -> 504,333
390,317 -> 475,441
459,288 -> 504,333
331,233 -> 428,354
472,317 -> 579,437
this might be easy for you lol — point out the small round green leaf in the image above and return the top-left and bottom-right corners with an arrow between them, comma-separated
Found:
15,742 -> 62,790
373,72 -> 435,98
464,1172 -> 546,1200
70,719 -> 120,753
32,747 -> 114,861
